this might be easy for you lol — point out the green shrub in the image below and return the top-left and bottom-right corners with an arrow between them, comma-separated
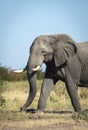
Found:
37,70 -> 45,80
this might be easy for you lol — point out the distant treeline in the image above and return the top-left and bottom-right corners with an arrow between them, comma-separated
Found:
0,65 -> 45,81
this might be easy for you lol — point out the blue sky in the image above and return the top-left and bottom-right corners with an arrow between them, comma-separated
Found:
0,0 -> 88,70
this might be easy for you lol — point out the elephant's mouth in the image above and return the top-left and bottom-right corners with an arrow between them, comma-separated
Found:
27,65 -> 41,77
25,65 -> 41,84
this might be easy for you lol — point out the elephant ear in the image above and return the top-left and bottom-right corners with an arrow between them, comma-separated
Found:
54,41 -> 77,67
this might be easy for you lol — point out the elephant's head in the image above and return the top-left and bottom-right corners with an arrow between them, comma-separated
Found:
27,34 -> 77,73
21,34 -> 77,110
27,36 -> 53,73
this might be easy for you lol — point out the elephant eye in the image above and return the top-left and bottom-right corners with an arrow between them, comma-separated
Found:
42,50 -> 46,56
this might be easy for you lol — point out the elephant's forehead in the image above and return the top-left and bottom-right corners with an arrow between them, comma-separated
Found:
31,39 -> 47,49
30,42 -> 41,53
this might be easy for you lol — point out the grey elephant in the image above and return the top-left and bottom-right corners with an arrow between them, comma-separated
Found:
15,34 -> 88,112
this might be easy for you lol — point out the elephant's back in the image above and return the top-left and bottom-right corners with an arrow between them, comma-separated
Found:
77,42 -> 88,53
77,42 -> 88,65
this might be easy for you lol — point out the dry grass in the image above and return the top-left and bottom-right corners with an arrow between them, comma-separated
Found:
0,81 -> 88,130
0,80 -> 88,111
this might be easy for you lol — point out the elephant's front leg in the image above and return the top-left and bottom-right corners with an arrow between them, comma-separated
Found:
37,78 -> 57,111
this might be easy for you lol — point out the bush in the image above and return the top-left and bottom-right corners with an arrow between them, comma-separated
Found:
0,65 -> 27,81
37,70 -> 45,80
0,65 -> 45,81
0,65 -> 10,81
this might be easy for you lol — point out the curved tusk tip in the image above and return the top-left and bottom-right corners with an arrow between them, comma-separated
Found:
13,69 -> 24,73
32,66 -> 41,71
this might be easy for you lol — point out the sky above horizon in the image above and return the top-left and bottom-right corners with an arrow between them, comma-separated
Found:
0,0 -> 88,70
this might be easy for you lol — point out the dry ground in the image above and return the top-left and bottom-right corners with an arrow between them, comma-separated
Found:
0,110 -> 88,130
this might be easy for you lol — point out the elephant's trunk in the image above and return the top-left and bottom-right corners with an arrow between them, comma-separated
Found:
20,72 -> 37,111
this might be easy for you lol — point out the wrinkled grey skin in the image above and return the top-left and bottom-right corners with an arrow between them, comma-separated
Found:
21,34 -> 88,112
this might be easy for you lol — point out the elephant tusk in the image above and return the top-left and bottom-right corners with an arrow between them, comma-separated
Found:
14,69 -> 24,73
32,66 -> 41,71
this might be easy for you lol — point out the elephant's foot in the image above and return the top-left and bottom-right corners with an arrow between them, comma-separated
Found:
20,107 -> 27,112
74,107 -> 81,113
20,107 -> 37,114
37,105 -> 45,112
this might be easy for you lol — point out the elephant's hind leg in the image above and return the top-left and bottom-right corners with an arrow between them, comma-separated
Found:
66,72 -> 81,112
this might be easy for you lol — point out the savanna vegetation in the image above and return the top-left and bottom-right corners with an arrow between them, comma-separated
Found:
0,65 -> 88,130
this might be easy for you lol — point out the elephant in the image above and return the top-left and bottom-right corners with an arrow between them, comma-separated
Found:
15,34 -> 88,112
